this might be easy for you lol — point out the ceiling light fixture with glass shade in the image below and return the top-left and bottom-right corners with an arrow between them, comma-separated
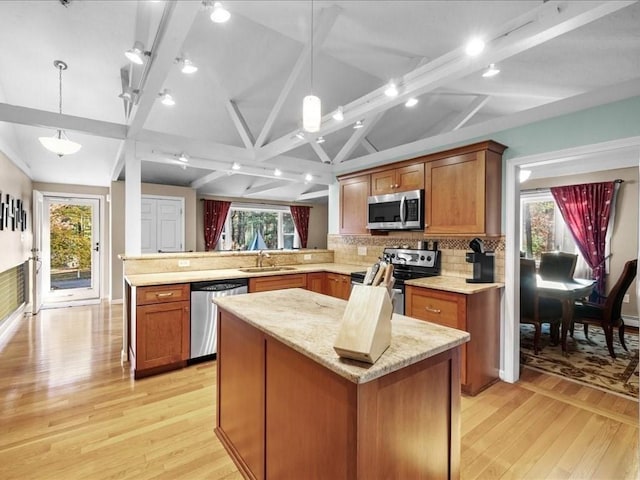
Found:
482,63 -> 500,78
176,56 -> 198,74
405,97 -> 418,108
159,89 -> 175,106
302,0 -> 321,133
125,41 -> 150,65
209,1 -> 231,23
38,60 -> 82,157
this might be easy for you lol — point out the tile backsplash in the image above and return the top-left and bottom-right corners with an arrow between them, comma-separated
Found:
328,234 -> 505,282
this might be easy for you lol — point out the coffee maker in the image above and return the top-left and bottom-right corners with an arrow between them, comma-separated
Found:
465,238 -> 495,283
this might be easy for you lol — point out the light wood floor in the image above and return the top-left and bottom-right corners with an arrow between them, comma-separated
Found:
0,303 -> 637,479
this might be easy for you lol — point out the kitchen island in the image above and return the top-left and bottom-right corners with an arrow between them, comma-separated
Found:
214,288 -> 470,479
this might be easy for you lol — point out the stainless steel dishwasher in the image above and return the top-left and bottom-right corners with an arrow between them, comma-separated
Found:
190,278 -> 248,361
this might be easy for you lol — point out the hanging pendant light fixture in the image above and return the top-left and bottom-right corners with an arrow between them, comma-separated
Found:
302,0 -> 321,133
38,60 -> 81,157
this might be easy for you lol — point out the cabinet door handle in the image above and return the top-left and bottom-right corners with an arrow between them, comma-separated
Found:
425,306 -> 441,314
155,292 -> 174,298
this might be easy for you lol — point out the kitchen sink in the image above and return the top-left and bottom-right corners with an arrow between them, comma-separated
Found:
238,266 -> 298,273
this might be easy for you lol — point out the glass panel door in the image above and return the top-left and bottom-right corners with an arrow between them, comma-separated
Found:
42,196 -> 100,305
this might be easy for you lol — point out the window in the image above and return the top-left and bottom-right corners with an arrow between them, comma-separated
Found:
520,191 -> 587,269
218,204 -> 300,251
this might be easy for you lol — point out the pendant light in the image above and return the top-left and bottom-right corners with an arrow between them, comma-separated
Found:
38,60 -> 81,157
302,0 -> 321,132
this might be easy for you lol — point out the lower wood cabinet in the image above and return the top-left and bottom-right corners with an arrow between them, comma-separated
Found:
324,273 -> 351,300
405,285 -> 500,395
249,273 -> 308,292
134,283 -> 190,378
306,272 -> 325,294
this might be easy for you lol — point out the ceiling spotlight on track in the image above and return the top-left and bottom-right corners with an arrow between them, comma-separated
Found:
274,168 -> 283,177
482,63 -> 500,78
38,60 -> 82,157
159,89 -> 175,106
208,1 -> 230,23
384,82 -> 398,97
353,120 -> 364,129
316,136 -> 325,144
465,37 -> 485,56
178,152 -> 190,163
332,106 -> 344,122
124,41 -> 150,65
231,162 -> 241,170
405,98 -> 418,108
176,56 -> 198,74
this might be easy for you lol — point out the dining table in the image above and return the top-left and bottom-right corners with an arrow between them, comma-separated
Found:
535,275 -> 596,355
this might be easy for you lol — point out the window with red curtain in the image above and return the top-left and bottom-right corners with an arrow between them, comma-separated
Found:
289,205 -> 311,248
203,199 -> 231,251
550,181 -> 618,300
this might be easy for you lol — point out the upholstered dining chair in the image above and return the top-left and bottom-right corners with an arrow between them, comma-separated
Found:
520,258 -> 563,354
571,259 -> 637,359
538,251 -> 578,281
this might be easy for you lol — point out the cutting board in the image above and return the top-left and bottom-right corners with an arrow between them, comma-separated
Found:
333,285 -> 392,364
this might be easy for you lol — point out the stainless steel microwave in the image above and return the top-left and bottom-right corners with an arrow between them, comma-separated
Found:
367,189 -> 424,230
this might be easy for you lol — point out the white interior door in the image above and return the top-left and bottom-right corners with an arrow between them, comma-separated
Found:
42,195 -> 101,306
141,196 -> 184,253
31,190 -> 44,314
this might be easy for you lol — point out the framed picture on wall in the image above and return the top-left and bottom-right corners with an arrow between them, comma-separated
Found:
21,210 -> 27,231
0,190 -> 3,231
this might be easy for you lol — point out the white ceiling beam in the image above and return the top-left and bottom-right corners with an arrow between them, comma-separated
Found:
254,5 -> 341,148
244,180 -> 291,196
361,137 -> 378,154
334,111 -> 384,164
256,0 -> 634,163
127,2 -> 201,138
297,189 -> 329,201
0,103 -> 126,139
308,140 -> 332,164
190,170 -> 229,190
437,95 -> 490,133
136,129 -> 253,161
227,100 -> 255,150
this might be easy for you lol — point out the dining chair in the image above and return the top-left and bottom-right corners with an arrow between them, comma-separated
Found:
538,251 -> 578,281
520,258 -> 563,354
572,258 -> 637,359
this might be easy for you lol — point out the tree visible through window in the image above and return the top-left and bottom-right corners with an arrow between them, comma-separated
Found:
220,205 -> 299,250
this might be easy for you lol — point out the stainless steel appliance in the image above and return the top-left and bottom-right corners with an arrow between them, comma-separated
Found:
366,189 -> 423,230
190,278 -> 248,360
351,246 -> 441,315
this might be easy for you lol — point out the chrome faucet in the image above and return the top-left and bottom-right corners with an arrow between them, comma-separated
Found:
256,250 -> 271,267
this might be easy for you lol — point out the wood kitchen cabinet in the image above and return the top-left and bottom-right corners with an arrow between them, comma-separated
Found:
133,283 -> 190,378
249,273 -> 308,292
306,272 -> 325,294
370,163 -> 424,195
338,173 -> 370,234
424,141 -> 505,236
405,285 -> 500,395
324,272 -> 351,300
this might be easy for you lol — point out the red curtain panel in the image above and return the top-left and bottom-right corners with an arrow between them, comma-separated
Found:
290,205 -> 311,248
551,181 -> 616,299
204,200 -> 231,251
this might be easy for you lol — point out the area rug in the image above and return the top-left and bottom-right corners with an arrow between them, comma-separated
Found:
520,324 -> 639,400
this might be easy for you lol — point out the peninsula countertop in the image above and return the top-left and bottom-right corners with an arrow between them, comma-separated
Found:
405,275 -> 504,294
214,288 -> 470,384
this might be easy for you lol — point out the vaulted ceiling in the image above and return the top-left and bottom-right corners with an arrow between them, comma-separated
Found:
0,1 -> 638,202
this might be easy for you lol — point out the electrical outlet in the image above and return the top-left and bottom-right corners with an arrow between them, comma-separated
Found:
357,246 -> 367,256
178,259 -> 190,267
623,294 -> 630,304
304,254 -> 312,260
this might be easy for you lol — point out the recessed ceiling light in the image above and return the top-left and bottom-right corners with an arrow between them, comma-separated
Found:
332,106 -> 344,122
274,168 -> 282,177
159,89 -> 175,106
384,82 -> 398,97
405,98 -> 419,108
232,162 -> 241,170
353,120 -> 364,129
178,152 -> 189,162
482,63 -> 500,78
316,136 -> 325,144
304,173 -> 313,182
465,37 -> 485,56
179,57 -> 198,74
210,2 -> 231,23
125,41 -> 147,65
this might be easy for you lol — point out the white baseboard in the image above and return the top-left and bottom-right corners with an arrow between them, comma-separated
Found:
623,315 -> 639,328
0,303 -> 26,352
111,298 -> 123,305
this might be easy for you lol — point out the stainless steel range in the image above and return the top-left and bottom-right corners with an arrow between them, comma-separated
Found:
350,246 -> 441,315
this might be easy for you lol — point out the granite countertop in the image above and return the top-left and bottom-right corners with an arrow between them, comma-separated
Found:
125,263 -> 365,286
404,275 -> 504,294
214,288 -> 469,384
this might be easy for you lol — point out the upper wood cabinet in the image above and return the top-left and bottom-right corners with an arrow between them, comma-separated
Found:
339,174 -> 370,234
370,163 -> 424,196
425,143 -> 505,236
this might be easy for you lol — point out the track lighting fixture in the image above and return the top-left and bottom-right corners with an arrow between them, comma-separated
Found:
384,82 -> 398,97
353,120 -> 364,129
231,162 -> 241,170
316,136 -> 325,144
177,57 -> 198,74
125,41 -> 150,65
178,152 -> 189,162
159,89 -> 175,106
295,131 -> 306,140
274,168 -> 282,177
465,37 -> 485,56
119,87 -> 140,104
38,60 -> 81,157
482,63 -> 500,78
304,173 -> 313,182
209,2 -> 230,23
332,106 -> 344,122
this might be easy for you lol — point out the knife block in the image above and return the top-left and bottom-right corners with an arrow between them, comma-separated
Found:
334,285 -> 392,364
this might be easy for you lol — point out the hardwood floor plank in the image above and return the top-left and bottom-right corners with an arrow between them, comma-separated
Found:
0,302 -> 637,479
